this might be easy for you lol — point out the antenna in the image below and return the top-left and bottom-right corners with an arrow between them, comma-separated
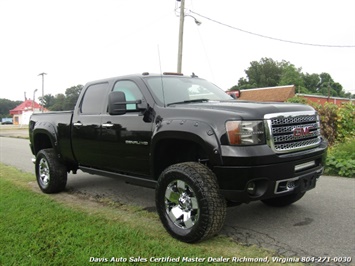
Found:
157,45 -> 166,107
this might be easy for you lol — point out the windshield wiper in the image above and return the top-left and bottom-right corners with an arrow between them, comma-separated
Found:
167,99 -> 209,106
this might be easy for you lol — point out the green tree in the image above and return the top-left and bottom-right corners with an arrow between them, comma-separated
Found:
230,58 -> 351,98
333,82 -> 344,97
38,85 -> 83,111
64,85 -> 83,110
279,61 -> 306,93
0,98 -> 22,119
301,73 -> 321,94
39,94 -> 56,109
231,78 -> 254,90
50,94 -> 66,111
316,72 -> 344,97
244,58 -> 282,88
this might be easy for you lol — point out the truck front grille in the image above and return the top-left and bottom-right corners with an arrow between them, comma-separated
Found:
264,112 -> 322,154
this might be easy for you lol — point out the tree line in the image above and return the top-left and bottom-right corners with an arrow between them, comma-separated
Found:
230,57 -> 353,98
0,99 -> 22,119
0,85 -> 83,119
38,85 -> 83,111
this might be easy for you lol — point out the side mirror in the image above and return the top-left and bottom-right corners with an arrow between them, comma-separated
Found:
108,91 -> 127,115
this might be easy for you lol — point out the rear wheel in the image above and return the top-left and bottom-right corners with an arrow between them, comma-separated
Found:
262,191 -> 305,207
156,162 -> 226,243
35,148 -> 67,193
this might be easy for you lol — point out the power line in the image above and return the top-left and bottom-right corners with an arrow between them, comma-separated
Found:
189,10 -> 355,48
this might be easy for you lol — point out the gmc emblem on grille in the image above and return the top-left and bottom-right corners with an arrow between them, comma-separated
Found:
293,126 -> 313,137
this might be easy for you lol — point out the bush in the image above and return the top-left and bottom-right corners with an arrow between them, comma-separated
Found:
287,96 -> 308,104
311,102 -> 354,177
287,99 -> 354,177
336,102 -> 355,142
311,102 -> 339,145
324,138 -> 355,178
288,98 -> 354,146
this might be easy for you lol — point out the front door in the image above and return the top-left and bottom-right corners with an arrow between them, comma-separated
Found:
99,80 -> 153,176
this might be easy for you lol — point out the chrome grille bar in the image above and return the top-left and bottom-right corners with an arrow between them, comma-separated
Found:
273,129 -> 320,143
271,122 -> 319,134
265,111 -> 322,154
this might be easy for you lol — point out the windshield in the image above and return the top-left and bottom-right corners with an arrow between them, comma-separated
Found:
144,76 -> 233,106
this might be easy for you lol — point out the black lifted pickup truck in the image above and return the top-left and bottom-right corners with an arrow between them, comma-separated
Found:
30,72 -> 327,243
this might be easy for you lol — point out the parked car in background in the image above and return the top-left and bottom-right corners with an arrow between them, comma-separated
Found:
1,118 -> 13,125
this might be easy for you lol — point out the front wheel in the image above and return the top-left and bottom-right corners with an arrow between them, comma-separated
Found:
35,148 -> 67,194
262,191 -> 305,207
155,162 -> 226,243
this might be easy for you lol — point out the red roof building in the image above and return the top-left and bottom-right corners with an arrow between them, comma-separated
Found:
9,99 -> 46,125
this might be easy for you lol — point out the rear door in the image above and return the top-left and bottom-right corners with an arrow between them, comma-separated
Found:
71,82 -> 109,167
99,79 -> 153,176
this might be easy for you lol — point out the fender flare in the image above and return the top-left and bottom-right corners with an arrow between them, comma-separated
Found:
31,122 -> 60,156
151,118 -> 223,168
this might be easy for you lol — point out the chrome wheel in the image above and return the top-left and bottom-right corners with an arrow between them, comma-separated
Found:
165,180 -> 199,229
38,158 -> 50,189
156,162 -> 226,243
35,149 -> 67,193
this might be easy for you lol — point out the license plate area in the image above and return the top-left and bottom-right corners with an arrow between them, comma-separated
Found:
299,174 -> 317,192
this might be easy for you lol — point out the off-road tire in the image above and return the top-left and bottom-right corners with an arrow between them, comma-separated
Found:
262,191 -> 306,207
156,162 -> 226,243
35,148 -> 67,193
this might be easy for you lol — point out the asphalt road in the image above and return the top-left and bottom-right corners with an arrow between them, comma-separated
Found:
1,136 -> 354,263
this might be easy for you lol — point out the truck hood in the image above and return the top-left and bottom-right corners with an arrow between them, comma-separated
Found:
168,100 -> 315,120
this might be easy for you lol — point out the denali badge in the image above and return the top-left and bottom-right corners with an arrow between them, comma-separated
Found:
293,126 -> 313,137
125,140 -> 149,146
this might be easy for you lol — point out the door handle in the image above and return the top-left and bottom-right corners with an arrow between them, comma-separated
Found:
102,123 -> 114,128
73,122 -> 83,127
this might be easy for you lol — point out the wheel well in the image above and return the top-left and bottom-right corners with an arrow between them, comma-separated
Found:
153,139 -> 209,179
34,133 -> 53,155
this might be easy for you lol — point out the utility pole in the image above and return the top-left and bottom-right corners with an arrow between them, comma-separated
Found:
32,89 -> 38,112
38,72 -> 47,112
177,0 -> 185,73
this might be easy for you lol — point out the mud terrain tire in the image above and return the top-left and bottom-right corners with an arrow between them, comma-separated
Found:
156,162 -> 226,243
36,148 -> 67,193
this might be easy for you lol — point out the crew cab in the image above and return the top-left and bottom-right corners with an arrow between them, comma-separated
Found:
29,72 -> 327,243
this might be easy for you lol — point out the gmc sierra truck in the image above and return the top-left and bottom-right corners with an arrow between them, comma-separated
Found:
29,72 -> 327,243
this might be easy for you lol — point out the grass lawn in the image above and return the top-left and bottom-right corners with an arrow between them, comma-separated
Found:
0,163 -> 298,265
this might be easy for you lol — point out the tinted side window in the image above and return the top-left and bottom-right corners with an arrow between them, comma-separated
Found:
113,80 -> 143,110
81,83 -> 109,114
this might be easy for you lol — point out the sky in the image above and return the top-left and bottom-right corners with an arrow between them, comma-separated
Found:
1,0 -> 354,102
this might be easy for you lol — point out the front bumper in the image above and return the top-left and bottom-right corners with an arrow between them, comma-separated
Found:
218,166 -> 323,203
213,145 -> 326,203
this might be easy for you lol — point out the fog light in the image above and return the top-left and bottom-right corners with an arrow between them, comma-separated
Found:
286,181 -> 296,190
247,182 -> 256,195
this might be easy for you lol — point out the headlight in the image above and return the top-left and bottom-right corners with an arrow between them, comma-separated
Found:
226,121 -> 265,145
